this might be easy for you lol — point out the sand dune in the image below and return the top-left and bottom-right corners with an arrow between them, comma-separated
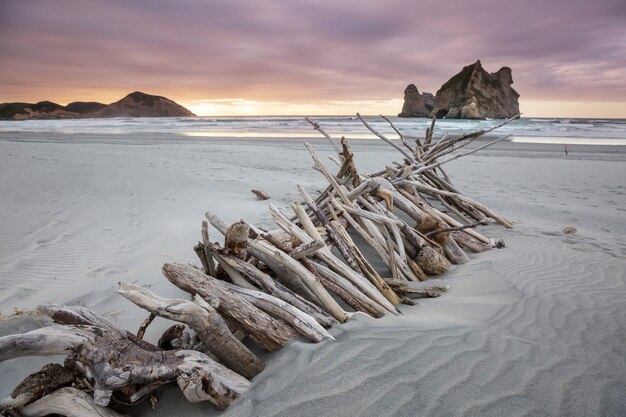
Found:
0,134 -> 624,416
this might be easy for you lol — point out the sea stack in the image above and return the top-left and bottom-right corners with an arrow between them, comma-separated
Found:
431,60 -> 520,119
398,84 -> 431,117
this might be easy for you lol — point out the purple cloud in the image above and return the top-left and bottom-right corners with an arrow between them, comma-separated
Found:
0,0 -> 624,104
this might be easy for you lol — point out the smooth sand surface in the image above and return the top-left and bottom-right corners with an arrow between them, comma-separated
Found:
0,134 -> 624,416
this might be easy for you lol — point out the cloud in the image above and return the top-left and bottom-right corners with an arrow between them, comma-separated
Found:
1,0 -> 624,105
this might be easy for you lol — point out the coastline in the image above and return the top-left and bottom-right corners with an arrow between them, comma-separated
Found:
0,133 -> 624,416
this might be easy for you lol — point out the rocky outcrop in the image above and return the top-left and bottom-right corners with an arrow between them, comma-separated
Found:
398,84 -> 432,117
421,92 -> 436,111
0,92 -> 195,120
431,60 -> 519,119
0,101 -> 80,120
93,92 -> 195,118
65,101 -> 107,115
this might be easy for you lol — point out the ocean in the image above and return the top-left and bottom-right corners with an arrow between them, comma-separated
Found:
0,116 -> 625,145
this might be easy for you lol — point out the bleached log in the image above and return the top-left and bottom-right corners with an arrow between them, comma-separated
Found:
384,279 -> 450,298
222,282 -> 334,342
162,263 -> 294,351
205,211 -> 324,308
0,325 -> 250,409
291,239 -> 325,259
213,248 -> 258,290
215,254 -> 335,327
314,263 -> 386,318
298,185 -> 363,273
247,239 -> 349,323
117,282 -> 264,379
39,304 -> 159,352
403,179 -> 513,229
280,203 -> 398,312
19,387 -> 123,417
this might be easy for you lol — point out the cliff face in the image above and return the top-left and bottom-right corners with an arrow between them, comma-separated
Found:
431,60 -> 519,119
0,92 -> 195,120
397,84 -> 432,117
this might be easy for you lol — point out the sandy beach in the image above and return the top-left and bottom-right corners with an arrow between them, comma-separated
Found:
1,132 -> 625,416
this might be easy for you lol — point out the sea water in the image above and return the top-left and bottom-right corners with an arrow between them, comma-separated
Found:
0,116 -> 625,145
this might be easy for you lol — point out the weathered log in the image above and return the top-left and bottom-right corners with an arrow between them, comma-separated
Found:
162,263 -> 294,352
213,248 -> 258,290
384,279 -> 450,298
39,304 -> 160,352
289,202 -> 398,313
314,263 -> 386,318
118,283 -> 264,379
291,239 -> 325,259
206,211 -> 324,307
214,254 -> 336,327
194,242 -> 211,274
0,325 -> 250,409
246,239 -> 349,322
0,363 -> 74,410
222,282 -> 334,343
298,185 -> 363,274
18,387 -> 123,417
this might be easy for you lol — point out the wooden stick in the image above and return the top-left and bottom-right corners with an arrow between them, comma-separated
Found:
356,113 -> 415,162
305,117 -> 342,157
202,220 -> 217,276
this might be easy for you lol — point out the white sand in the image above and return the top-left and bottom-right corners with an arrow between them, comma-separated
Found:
0,133 -> 624,416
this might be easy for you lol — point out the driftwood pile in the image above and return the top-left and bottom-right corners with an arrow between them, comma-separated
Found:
0,114 -> 517,416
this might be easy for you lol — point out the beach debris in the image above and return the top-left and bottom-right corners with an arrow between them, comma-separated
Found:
561,226 -> 577,234
251,189 -> 271,200
0,114 -> 517,414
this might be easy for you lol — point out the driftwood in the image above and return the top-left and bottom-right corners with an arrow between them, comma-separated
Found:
162,263 -> 294,352
1,114 -> 516,414
117,282 -> 264,379
0,324 -> 250,409
0,363 -> 74,409
19,387 -> 124,417
222,282 -> 334,342
251,189 -> 271,200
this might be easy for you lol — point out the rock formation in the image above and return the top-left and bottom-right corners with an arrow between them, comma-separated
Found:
431,60 -> 519,119
0,92 -> 195,120
397,84 -> 431,117
93,92 -> 195,118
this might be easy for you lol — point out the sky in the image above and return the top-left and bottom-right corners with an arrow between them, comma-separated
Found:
1,0 -> 625,118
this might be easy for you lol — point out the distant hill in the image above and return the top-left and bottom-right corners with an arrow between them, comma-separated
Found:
0,92 -> 196,120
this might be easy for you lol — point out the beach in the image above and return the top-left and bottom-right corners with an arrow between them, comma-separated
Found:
0,126 -> 625,416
